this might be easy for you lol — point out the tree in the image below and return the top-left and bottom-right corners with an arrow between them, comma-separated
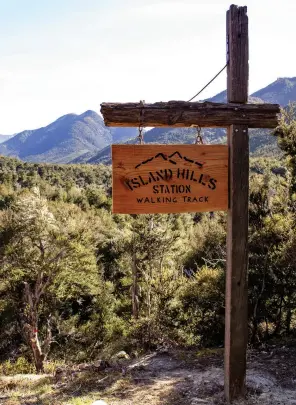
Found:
274,103 -> 296,197
177,266 -> 225,346
248,165 -> 295,342
0,189 -> 101,371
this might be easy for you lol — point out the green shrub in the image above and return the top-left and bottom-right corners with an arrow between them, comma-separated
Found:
177,267 -> 225,347
0,357 -> 35,375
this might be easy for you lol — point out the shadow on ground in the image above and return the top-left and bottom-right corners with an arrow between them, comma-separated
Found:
1,346 -> 296,405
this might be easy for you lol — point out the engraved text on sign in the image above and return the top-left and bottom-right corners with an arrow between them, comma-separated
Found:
112,144 -> 228,214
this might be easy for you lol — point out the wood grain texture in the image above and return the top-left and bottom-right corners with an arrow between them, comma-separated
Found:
225,4 -> 249,403
225,125 -> 249,402
227,5 -> 249,102
112,145 -> 228,214
101,101 -> 279,129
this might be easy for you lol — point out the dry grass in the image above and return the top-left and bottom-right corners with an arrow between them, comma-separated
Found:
1,348 -> 296,405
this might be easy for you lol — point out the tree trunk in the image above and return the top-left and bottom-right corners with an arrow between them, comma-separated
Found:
264,317 -> 269,340
251,318 -> 259,344
22,282 -> 45,373
251,258 -> 267,343
132,247 -> 139,319
273,296 -> 284,336
147,266 -> 152,318
30,329 -> 45,373
43,315 -> 52,361
286,300 -> 292,334
22,320 -> 45,373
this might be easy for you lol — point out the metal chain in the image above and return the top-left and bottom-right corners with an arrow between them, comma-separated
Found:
192,125 -> 204,144
137,100 -> 145,144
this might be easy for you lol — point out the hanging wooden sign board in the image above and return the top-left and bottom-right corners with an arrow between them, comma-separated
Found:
112,144 -> 228,214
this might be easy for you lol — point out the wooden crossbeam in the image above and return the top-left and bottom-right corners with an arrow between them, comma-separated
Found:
100,101 -> 280,128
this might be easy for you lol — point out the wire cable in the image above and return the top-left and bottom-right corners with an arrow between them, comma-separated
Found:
187,63 -> 228,102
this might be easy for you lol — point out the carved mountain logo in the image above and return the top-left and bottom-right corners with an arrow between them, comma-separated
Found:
134,151 -> 204,169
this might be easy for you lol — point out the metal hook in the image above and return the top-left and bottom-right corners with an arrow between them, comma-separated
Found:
191,125 -> 204,144
137,126 -> 144,144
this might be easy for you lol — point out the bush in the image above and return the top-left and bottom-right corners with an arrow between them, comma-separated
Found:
0,357 -> 35,375
177,267 -> 225,347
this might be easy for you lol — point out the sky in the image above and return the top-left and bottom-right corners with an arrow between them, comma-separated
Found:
0,0 -> 295,134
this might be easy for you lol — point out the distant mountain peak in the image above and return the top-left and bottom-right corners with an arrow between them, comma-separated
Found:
252,77 -> 296,105
0,109 -> 137,164
276,77 -> 296,83
55,113 -> 78,123
0,110 -> 111,163
80,109 -> 97,116
54,110 -> 99,124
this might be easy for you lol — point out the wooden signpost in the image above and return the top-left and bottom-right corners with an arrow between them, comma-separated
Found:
101,5 -> 280,403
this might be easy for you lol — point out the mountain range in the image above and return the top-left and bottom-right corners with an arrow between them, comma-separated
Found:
0,111 -> 137,164
0,77 -> 295,164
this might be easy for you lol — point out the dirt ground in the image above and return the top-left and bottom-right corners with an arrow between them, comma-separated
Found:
1,345 -> 296,405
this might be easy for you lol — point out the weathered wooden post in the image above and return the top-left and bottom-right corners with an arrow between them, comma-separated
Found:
225,5 -> 249,402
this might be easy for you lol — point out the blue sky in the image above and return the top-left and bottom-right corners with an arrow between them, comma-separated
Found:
0,0 -> 295,134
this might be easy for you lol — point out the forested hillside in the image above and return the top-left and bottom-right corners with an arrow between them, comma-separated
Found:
0,106 -> 296,375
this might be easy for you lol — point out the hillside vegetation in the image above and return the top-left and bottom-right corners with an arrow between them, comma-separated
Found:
0,106 -> 296,377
